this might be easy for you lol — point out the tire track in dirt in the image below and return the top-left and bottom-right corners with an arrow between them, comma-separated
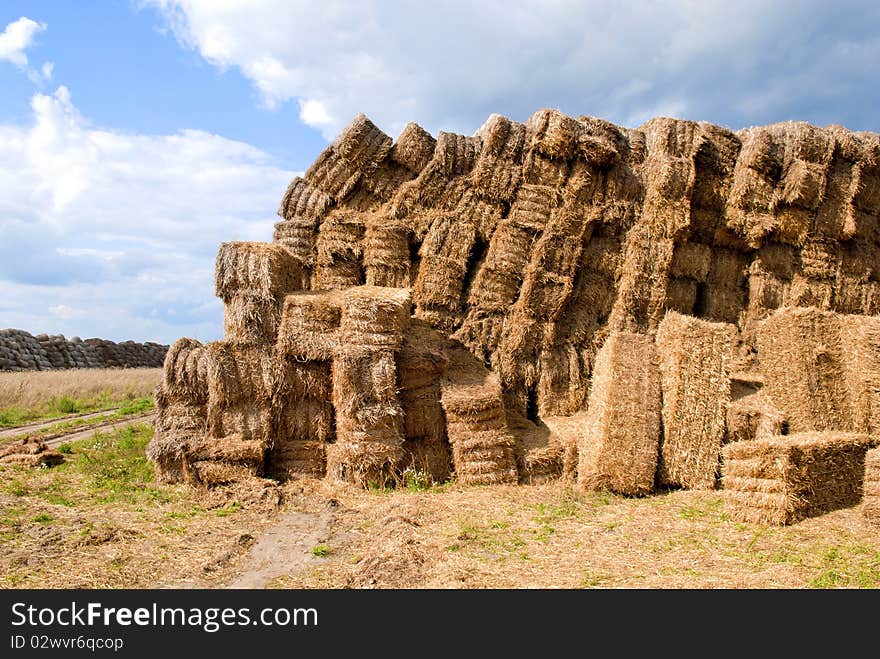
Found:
42,414 -> 155,448
0,410 -> 119,440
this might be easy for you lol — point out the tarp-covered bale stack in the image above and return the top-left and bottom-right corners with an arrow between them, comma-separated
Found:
722,432 -> 872,525
863,447 -> 880,525
440,347 -> 518,485
146,338 -> 208,483
215,242 -> 302,346
656,312 -> 736,489
578,332 -> 661,495
326,287 -> 411,486
271,291 -> 341,479
397,320 -> 451,482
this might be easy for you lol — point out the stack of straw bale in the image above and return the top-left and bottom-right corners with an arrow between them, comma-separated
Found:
722,432 -> 872,524
656,312 -> 736,489
147,338 -> 208,483
440,347 -> 518,485
397,320 -> 451,482
578,332 -> 661,495
326,287 -> 411,486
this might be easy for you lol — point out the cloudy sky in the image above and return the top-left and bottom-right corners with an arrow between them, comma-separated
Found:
1,1 -> 878,344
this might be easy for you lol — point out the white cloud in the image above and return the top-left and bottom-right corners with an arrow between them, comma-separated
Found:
0,17 -> 45,68
0,17 -> 53,84
144,0 -> 880,138
0,86 -> 298,344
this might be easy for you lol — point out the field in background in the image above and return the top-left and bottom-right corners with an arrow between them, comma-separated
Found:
0,368 -> 161,428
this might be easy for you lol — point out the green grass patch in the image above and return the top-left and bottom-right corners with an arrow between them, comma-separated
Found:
311,544 -> 331,557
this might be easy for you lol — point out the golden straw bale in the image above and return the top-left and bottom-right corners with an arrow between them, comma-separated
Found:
721,432 -> 872,525
315,210 -> 365,265
186,461 -> 259,486
331,113 -> 393,172
526,108 -> 583,161
428,131 -> 482,177
578,332 -> 661,495
669,242 -> 712,282
757,307 -> 852,432
414,256 -> 466,314
163,338 -> 208,404
223,292 -> 283,346
214,241 -> 301,301
276,291 -> 341,361
339,286 -> 411,350
470,114 -> 526,202
269,440 -> 326,480
726,390 -> 785,443
507,184 -> 556,231
304,147 -> 360,202
839,314 -> 880,435
441,347 -> 518,485
392,122 -> 437,173
277,176 -> 332,222
863,447 -> 880,525
314,260 -> 363,291
147,390 -> 207,483
205,341 -> 275,408
656,312 -> 736,489
665,277 -> 697,315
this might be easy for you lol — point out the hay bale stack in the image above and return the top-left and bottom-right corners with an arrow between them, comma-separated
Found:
656,312 -> 736,489
757,307 -> 853,432
440,347 -> 518,485
863,447 -> 880,525
326,287 -> 411,486
726,390 -> 786,443
269,358 -> 332,480
471,114 -> 526,202
397,321 -> 451,482
578,332 -> 661,496
195,341 -> 275,484
273,218 -> 318,290
722,432 -> 872,525
276,291 -> 341,361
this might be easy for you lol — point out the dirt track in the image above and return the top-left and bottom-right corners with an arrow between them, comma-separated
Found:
0,411 -> 155,447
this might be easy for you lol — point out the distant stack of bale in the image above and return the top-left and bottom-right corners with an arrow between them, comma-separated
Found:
0,438 -> 64,468
578,332 -> 661,496
272,290 -> 341,479
146,338 -> 208,483
863,447 -> 880,525
326,286 -> 412,486
722,432 -> 872,524
440,347 -> 519,486
0,329 -> 52,371
656,312 -> 736,489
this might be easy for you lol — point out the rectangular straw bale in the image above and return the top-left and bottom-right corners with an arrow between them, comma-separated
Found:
402,437 -> 452,484
577,332 -> 661,495
147,390 -> 207,483
276,291 -> 341,361
339,286 -> 412,350
656,312 -> 736,489
507,184 -> 556,231
581,235 -> 622,277
214,241 -> 301,300
398,320 -> 447,441
277,177 -> 332,222
839,314 -> 880,435
726,390 -> 785,443
314,259 -> 362,291
331,113 -> 393,172
269,440 -> 326,480
315,211 -> 365,264
205,341 -> 275,408
747,270 -> 789,320
162,338 -> 208,404
441,347 -> 518,485
304,146 -> 361,201
207,404 -> 273,446
702,285 -> 746,324
722,432 -> 872,525
223,292 -> 283,345
186,461 -> 259,486
470,114 -> 526,202
526,108 -> 583,161
863,447 -> 880,525
392,122 -> 437,173
414,255 -> 466,313
788,274 -> 833,309
428,131 -> 481,177
363,221 -> 411,287
665,277 -> 697,315
669,242 -> 712,281
756,307 -> 852,432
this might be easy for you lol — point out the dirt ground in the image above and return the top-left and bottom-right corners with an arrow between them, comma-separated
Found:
2,428 -> 878,589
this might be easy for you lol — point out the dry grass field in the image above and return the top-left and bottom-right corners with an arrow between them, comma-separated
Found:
1,422 -> 877,589
0,368 -> 161,428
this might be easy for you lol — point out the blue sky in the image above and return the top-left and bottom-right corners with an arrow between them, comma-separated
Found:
0,1 -> 878,344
